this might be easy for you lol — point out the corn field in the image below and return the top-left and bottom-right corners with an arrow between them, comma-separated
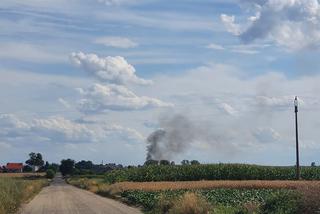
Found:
105,164 -> 320,183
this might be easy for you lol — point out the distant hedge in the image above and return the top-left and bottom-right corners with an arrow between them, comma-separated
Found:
104,164 -> 320,183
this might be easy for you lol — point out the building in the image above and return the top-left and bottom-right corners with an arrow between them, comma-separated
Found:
6,163 -> 23,173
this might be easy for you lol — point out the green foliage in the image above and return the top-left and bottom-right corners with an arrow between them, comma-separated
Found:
46,169 -> 55,179
59,159 -> 75,176
144,160 -> 159,166
75,160 -> 93,170
22,165 -> 32,173
104,164 -> 320,183
121,189 -> 299,213
260,191 -> 302,214
25,152 -> 44,168
190,160 -> 200,165
159,160 -> 170,165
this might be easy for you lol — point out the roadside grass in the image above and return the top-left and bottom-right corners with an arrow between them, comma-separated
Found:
0,176 -> 49,214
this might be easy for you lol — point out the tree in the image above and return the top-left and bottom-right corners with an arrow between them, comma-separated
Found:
23,165 -> 32,172
144,160 -> 159,166
311,162 -> 316,167
59,159 -> 75,176
190,160 -> 200,165
181,160 -> 190,165
160,160 -> 170,165
75,160 -> 93,170
25,152 -> 44,172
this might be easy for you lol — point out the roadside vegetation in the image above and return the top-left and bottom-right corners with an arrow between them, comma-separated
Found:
0,175 -> 49,214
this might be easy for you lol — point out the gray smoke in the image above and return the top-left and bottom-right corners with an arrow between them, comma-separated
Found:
146,114 -> 237,161
146,115 -> 196,161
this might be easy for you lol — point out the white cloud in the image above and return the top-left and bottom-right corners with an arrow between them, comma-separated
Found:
220,14 -> 241,36
58,98 -> 71,109
70,52 -> 152,85
0,42 -> 65,63
77,83 -> 173,113
206,43 -> 225,50
0,114 -> 144,144
218,103 -> 238,116
94,37 -> 138,48
221,0 -> 320,50
207,43 -> 269,55
253,127 -> 281,143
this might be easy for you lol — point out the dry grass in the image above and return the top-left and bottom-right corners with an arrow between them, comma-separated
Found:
0,177 -> 48,214
0,173 -> 45,178
108,180 -> 320,192
168,192 -> 213,214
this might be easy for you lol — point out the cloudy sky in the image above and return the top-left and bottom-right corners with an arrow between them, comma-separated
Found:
1,0 -> 320,166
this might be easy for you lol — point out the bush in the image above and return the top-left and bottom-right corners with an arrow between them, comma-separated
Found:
168,192 -> 213,214
46,169 -> 55,179
261,191 -> 302,214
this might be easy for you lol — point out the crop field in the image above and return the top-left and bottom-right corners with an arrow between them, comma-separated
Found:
68,177 -> 320,213
0,173 -> 45,178
69,164 -> 320,213
0,177 -> 48,214
104,164 -> 320,183
107,180 -> 320,192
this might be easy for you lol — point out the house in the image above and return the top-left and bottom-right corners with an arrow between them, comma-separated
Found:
6,163 -> 23,173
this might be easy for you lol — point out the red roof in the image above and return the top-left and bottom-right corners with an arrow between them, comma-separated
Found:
6,163 -> 23,170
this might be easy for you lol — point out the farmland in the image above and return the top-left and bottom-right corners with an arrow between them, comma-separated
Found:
0,174 -> 48,214
67,163 -> 320,213
104,164 -> 320,183
68,177 -> 314,213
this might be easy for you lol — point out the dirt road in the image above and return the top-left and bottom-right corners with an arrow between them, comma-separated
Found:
19,175 -> 142,214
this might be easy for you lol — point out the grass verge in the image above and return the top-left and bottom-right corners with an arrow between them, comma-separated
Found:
0,177 -> 49,214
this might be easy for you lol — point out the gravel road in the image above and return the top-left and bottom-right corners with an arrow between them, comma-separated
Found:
19,175 -> 142,214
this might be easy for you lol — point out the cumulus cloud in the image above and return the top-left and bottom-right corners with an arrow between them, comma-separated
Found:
218,103 -> 238,116
253,127 -> 281,143
0,114 -> 143,144
70,52 -> 152,85
77,83 -> 173,113
221,0 -> 320,50
94,37 -> 138,48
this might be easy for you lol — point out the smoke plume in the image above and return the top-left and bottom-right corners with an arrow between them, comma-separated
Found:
146,115 -> 196,161
146,114 -> 237,161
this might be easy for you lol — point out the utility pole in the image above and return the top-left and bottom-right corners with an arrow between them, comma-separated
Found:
294,96 -> 300,180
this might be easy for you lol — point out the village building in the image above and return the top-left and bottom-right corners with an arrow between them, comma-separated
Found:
6,163 -> 23,173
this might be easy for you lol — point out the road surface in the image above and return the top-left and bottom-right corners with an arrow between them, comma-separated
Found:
19,175 -> 142,214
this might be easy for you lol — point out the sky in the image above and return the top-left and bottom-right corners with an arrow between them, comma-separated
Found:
1,0 -> 320,166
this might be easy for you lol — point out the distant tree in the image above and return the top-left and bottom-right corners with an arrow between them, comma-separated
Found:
311,162 -> 316,167
23,165 -> 32,172
181,160 -> 190,165
48,163 -> 59,173
59,159 -> 75,176
46,169 -> 55,179
144,160 -> 159,166
25,152 -> 44,171
170,161 -> 175,166
190,160 -> 200,165
75,160 -> 93,170
160,160 -> 170,165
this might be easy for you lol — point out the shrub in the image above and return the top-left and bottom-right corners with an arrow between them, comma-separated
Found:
168,192 -> 213,214
46,169 -> 55,179
261,191 -> 302,214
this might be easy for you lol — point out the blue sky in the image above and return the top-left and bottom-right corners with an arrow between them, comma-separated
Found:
1,0 -> 320,166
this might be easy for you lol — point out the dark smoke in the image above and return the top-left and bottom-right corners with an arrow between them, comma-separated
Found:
146,115 -> 196,161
